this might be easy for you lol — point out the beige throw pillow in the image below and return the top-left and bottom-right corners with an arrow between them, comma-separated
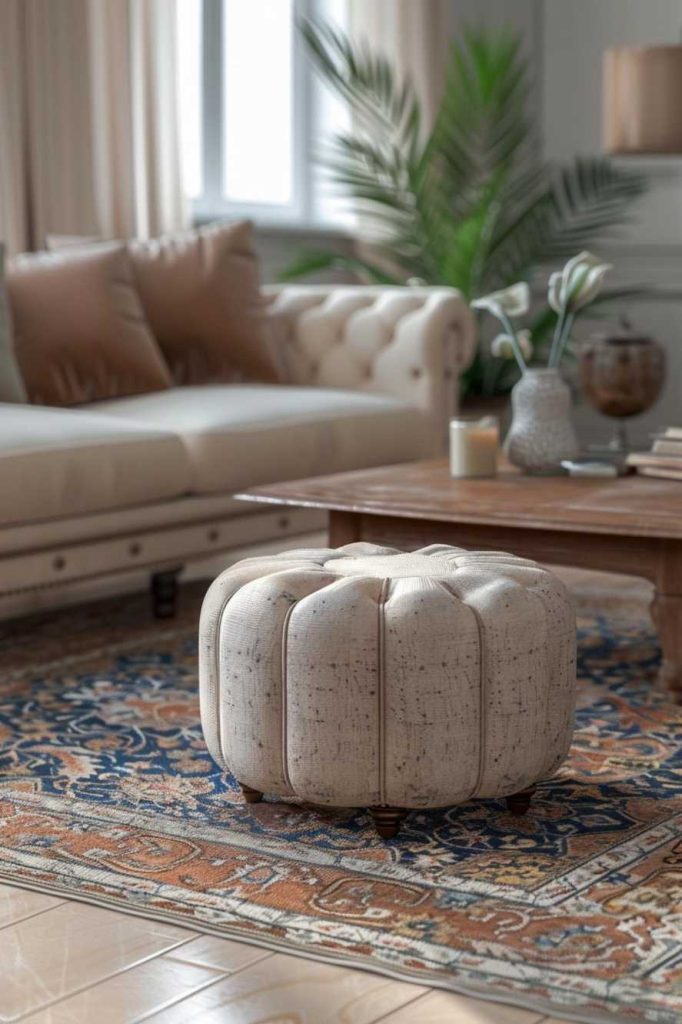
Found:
0,245 -> 28,403
49,221 -> 282,386
8,245 -> 172,407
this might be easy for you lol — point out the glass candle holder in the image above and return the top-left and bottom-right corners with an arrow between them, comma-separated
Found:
449,415 -> 499,478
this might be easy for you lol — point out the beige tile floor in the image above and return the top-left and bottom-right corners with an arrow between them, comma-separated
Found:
1,565 -> 647,1022
0,882 -> 574,1024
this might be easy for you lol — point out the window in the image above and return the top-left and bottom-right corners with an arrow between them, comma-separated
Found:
176,0 -> 350,226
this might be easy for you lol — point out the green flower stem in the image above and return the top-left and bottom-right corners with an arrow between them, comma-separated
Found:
548,306 -> 567,368
497,310 -> 527,374
552,311 -> 575,368
550,268 -> 590,367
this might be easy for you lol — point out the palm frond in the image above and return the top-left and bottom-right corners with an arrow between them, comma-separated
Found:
301,19 -> 422,152
433,26 -> 532,193
300,17 -> 450,277
544,158 -> 647,258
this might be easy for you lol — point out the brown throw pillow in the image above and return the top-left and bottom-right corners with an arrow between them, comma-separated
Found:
127,221 -> 281,385
8,245 -> 172,406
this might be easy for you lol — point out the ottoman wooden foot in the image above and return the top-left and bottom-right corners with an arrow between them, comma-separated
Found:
240,784 -> 264,804
505,786 -> 536,816
369,807 -> 408,839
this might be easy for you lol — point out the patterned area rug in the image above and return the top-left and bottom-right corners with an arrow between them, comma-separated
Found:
0,575 -> 680,1024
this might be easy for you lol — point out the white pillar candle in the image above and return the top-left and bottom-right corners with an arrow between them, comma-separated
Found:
449,416 -> 499,478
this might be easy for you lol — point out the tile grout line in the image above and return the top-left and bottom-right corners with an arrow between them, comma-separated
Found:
365,990 -> 434,1024
0,900 -> 68,933
13,932 -> 201,1023
130,971 -> 234,1024
131,949 -> 276,1024
369,989 -> 554,1024
163,946 -> 274,972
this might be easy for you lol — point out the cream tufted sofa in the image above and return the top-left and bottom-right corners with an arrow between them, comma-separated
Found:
0,285 -> 474,613
264,285 -> 471,446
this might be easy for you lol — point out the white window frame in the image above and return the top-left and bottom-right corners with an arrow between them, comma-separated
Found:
192,0 -> 327,226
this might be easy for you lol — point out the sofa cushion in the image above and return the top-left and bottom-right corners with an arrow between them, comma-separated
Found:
49,222 -> 282,387
0,245 -> 27,403
0,404 -> 190,526
7,245 -> 173,406
88,384 -> 432,494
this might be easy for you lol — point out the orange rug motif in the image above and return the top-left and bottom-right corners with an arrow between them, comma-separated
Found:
0,580 -> 680,1024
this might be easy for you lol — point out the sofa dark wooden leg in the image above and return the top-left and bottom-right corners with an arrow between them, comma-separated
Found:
240,784 -> 264,804
505,785 -> 536,816
151,568 -> 181,619
369,807 -> 408,839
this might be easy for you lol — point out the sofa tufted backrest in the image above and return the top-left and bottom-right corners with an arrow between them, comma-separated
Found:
264,285 -> 475,447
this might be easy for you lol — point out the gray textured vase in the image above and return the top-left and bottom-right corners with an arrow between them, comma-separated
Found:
504,368 -> 579,473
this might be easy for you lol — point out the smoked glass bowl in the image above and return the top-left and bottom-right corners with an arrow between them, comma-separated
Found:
579,332 -> 665,450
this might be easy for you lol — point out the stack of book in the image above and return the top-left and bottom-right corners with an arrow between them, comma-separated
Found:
627,428 -> 682,480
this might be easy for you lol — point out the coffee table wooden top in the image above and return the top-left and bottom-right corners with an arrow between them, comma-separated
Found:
238,458 -> 682,540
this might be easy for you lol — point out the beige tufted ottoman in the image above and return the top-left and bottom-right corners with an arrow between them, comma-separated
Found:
199,543 -> 576,838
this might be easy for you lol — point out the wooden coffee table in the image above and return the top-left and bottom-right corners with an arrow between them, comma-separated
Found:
238,458 -> 682,701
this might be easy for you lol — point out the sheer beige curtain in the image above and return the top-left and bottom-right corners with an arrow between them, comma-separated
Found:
0,1 -> 30,255
89,0 -> 186,240
348,0 -> 452,132
0,0 -> 186,254
347,0 -> 451,253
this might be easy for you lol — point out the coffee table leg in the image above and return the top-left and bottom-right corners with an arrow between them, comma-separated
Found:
329,510 -> 363,547
651,592 -> 682,704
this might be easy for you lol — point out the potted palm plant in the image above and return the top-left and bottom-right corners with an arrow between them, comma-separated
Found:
282,21 -> 648,403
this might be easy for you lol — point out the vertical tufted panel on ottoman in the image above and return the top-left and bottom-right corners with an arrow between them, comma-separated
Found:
199,543 -> 577,836
285,576 -> 386,805
382,578 -> 482,807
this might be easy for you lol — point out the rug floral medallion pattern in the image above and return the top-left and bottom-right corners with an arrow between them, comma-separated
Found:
0,582 -> 680,1023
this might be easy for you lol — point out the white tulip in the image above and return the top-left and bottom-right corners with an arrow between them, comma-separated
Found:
548,251 -> 612,314
471,282 -> 530,319
547,271 -> 563,314
491,329 -> 533,361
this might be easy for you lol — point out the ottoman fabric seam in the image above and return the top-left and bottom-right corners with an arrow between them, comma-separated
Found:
436,580 -> 487,799
214,590 -> 244,769
281,599 -> 298,794
470,601 -> 487,799
377,578 -> 390,806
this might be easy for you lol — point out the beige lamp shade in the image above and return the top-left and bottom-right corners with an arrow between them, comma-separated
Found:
604,45 -> 682,154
